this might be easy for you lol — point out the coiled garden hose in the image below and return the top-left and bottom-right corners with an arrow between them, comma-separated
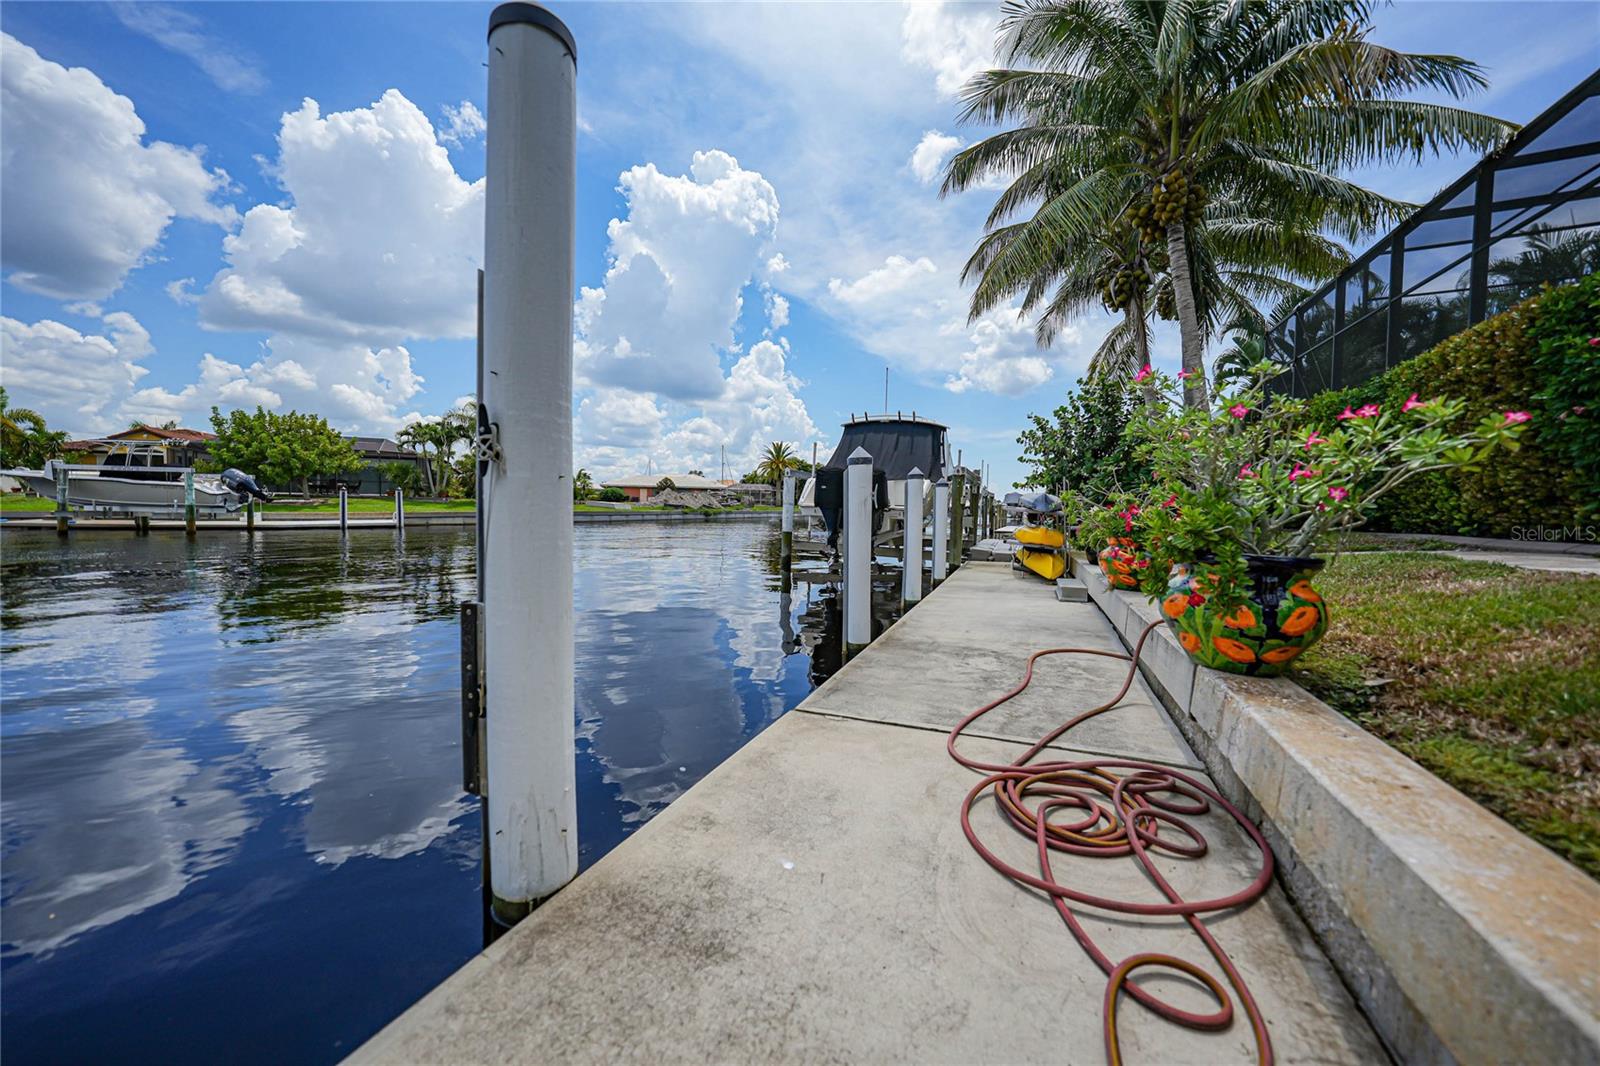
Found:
947,618 -> 1274,1066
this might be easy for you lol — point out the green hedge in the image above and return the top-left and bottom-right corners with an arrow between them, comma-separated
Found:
1302,274 -> 1597,538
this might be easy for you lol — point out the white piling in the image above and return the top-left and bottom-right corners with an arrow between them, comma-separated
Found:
339,487 -> 349,534
394,488 -> 405,533
184,469 -> 196,536
902,467 -> 924,606
54,462 -> 69,536
931,477 -> 949,586
482,0 -> 579,923
843,446 -> 873,653
780,470 -> 795,574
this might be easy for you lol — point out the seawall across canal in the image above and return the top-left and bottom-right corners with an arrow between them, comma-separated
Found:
352,562 -> 1383,1063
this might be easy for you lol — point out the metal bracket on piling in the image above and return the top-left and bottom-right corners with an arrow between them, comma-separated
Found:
461,600 -> 487,795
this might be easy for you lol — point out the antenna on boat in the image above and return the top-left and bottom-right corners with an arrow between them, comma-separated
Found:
884,366 -> 889,413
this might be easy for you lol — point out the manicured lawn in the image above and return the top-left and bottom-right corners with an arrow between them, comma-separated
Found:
1292,552 -> 1600,878
263,498 -> 474,513
0,495 -> 55,512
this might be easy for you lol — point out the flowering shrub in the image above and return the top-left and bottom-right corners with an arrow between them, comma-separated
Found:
1125,363 -> 1529,606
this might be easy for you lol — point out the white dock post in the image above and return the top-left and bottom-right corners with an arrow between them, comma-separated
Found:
931,477 -> 949,586
246,499 -> 256,533
780,470 -> 795,582
843,446 -> 873,654
184,469 -> 197,537
54,462 -> 69,536
902,467 -> 924,606
394,488 -> 405,533
483,0 -> 579,924
339,487 -> 349,534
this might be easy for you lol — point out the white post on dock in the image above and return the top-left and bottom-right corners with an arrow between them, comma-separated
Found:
339,487 -> 349,534
482,0 -> 579,924
394,488 -> 405,534
54,462 -> 69,536
843,446 -> 873,654
780,470 -> 795,578
902,467 -> 924,606
184,469 -> 197,537
246,498 -> 256,533
931,477 -> 949,586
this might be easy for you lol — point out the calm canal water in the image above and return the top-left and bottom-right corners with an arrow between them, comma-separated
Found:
0,520 -> 867,1063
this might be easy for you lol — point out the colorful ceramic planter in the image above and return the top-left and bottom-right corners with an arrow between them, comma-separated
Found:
1098,537 -> 1141,589
1161,554 -> 1329,677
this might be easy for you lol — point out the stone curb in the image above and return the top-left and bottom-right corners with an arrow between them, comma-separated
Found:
1075,554 -> 1600,1065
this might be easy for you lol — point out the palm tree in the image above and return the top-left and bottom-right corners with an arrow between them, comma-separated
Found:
573,468 -> 596,502
944,0 -> 1514,408
0,388 -> 67,469
754,442 -> 802,486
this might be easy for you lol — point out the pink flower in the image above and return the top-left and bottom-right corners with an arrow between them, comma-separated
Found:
1177,369 -> 1192,380
1336,406 -> 1358,421
1237,464 -> 1257,479
1289,464 -> 1319,482
1503,410 -> 1531,424
1133,364 -> 1153,383
1228,404 -> 1250,419
1303,431 -> 1328,450
1163,494 -> 1178,509
1327,486 -> 1349,502
1187,592 -> 1206,607
1402,393 -> 1425,413
1589,338 -> 1599,347
1134,558 -> 1150,569
1355,403 -> 1380,418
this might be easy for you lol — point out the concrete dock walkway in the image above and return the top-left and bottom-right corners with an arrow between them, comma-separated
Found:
353,563 -> 1383,1064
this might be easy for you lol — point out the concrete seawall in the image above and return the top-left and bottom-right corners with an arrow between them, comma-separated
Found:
351,563 -> 1381,1063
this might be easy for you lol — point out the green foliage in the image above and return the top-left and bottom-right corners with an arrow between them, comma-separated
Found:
1528,273 -> 1600,519
596,487 -> 629,503
378,461 -> 422,493
754,442 -> 803,486
945,1 -> 1512,405
573,468 -> 595,502
0,387 -> 68,468
1303,278 -> 1593,536
1017,374 -> 1149,496
208,406 -> 362,496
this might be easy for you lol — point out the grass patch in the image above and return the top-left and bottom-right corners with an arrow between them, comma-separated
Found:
0,495 -> 55,512
264,498 -> 475,513
1293,551 -> 1600,878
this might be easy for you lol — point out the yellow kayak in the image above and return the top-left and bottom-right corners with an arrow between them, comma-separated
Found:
1014,525 -> 1065,549
1016,547 -> 1066,581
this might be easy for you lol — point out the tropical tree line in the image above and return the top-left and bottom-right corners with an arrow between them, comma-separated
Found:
0,387 -> 68,469
946,0 -> 1516,410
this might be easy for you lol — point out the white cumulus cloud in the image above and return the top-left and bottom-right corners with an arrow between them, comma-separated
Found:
0,32 -> 236,301
0,314 -> 153,433
573,151 -> 815,481
909,130 -> 962,184
438,100 -> 486,148
900,0 -> 996,98
198,90 -> 482,343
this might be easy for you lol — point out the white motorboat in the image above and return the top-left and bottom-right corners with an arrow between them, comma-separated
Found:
3,443 -> 271,516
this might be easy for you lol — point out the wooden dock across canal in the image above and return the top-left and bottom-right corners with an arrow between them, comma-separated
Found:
352,562 -> 1383,1064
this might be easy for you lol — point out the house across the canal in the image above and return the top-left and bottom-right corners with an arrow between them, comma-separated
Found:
601,472 -> 726,502
63,424 -> 217,468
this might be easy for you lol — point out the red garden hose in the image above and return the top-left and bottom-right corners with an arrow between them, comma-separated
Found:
947,619 -> 1275,1066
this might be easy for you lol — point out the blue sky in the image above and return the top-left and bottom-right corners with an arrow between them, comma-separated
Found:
2,1 -> 1595,487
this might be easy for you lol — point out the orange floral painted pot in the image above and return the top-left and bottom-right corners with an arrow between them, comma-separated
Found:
1098,538 -> 1142,590
1162,555 -> 1329,677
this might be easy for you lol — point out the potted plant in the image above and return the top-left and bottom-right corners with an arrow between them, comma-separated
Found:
1126,364 -> 1530,676
1067,489 -> 1148,589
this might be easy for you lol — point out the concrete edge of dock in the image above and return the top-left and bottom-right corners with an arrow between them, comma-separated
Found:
1076,553 -> 1600,1065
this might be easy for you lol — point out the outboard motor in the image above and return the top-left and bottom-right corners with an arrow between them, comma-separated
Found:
221,468 -> 273,502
